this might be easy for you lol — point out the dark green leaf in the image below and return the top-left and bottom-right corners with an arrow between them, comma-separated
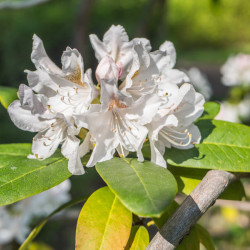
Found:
165,119 -> 250,172
0,143 -> 71,206
96,158 -> 178,217
0,86 -> 17,109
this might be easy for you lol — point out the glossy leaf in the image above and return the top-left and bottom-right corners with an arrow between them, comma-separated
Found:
20,198 -> 86,250
199,102 -> 220,120
0,86 -> 17,109
0,143 -> 71,206
75,186 -> 132,250
168,166 -> 245,200
96,158 -> 178,217
125,226 -> 149,250
165,119 -> 250,172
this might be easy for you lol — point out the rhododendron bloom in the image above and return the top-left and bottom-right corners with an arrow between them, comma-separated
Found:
26,35 -> 99,116
148,82 -> 205,168
75,56 -> 162,167
90,25 -> 151,80
8,84 -> 85,175
119,42 -> 189,100
8,25 -> 205,171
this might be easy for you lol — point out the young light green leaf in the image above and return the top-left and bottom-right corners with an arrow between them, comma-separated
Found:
125,226 -> 149,250
0,86 -> 17,109
199,102 -> 220,120
75,186 -> 132,250
20,198 -> 86,250
0,143 -> 71,206
165,119 -> 250,172
168,166 -> 245,200
96,158 -> 178,217
195,224 -> 215,250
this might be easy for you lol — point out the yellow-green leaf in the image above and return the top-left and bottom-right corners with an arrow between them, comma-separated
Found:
75,186 -> 132,250
130,226 -> 149,250
0,86 -> 17,109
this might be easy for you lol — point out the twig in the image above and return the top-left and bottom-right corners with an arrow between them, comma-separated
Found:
215,200 -> 250,212
146,170 -> 238,250
0,0 -> 49,10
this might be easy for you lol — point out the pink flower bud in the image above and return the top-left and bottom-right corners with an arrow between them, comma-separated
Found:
95,56 -> 119,83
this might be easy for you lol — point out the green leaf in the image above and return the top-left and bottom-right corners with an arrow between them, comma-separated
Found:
195,224 -> 215,250
0,86 -> 17,109
177,224 -> 214,250
125,226 -> 149,250
164,119 -> 250,172
96,158 -> 178,217
168,166 -> 246,200
20,198 -> 86,250
0,143 -> 71,206
75,186 -> 132,250
199,102 -> 220,120
177,226 -> 199,250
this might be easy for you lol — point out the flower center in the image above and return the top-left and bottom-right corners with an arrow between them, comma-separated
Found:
65,66 -> 86,87
108,98 -> 127,111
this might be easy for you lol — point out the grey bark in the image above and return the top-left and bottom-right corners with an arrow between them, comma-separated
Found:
147,170 -> 238,250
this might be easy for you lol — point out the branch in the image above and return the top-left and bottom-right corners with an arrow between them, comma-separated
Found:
0,0 -> 49,10
146,170 -> 239,250
215,199 -> 250,212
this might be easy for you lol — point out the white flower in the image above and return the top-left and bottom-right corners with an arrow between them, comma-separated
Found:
8,84 -> 86,175
186,67 -> 213,101
221,53 -> 250,86
89,25 -> 152,80
215,97 -> 250,123
8,35 -> 100,175
238,94 -> 250,121
0,180 -> 71,244
215,102 -> 240,123
75,56 -> 162,167
26,35 -> 99,117
119,42 -> 189,100
148,82 -> 205,168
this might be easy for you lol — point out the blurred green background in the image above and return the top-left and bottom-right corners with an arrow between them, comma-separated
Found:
0,0 -> 250,249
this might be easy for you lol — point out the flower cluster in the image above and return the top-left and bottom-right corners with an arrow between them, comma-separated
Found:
221,53 -> 250,86
8,25 -> 204,174
0,180 -> 71,244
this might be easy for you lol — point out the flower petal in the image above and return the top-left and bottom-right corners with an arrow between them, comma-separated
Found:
31,34 -> 62,74
61,135 -> 85,175
29,121 -> 65,160
61,47 -> 84,84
